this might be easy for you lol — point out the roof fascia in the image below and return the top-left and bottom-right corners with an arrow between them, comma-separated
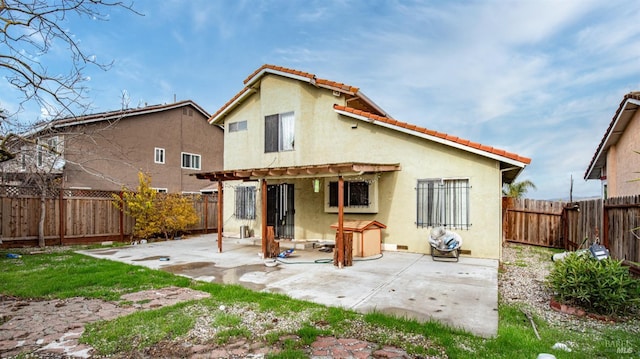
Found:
355,90 -> 391,117
209,88 -> 254,125
245,68 -> 312,88
52,101 -> 209,130
585,97 -> 640,179
335,108 -> 527,168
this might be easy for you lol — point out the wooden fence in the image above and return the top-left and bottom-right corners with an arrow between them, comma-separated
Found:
0,185 -> 218,247
504,196 -> 640,272
502,197 -> 564,248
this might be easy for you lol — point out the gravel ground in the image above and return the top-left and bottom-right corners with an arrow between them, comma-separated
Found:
499,243 -> 640,335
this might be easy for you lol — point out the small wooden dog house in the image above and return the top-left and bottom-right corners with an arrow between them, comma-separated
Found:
330,220 -> 386,257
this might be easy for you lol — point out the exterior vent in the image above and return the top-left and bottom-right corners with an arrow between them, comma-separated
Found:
397,245 -> 409,250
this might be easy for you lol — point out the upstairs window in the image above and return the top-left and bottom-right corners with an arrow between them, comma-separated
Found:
229,120 -> 247,133
265,111 -> 294,152
154,148 -> 165,164
416,178 -> 470,229
235,186 -> 256,220
181,152 -> 201,170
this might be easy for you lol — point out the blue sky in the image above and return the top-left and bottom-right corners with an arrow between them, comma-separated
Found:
4,0 -> 640,200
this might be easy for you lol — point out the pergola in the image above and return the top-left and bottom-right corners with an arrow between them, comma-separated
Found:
195,162 -> 401,267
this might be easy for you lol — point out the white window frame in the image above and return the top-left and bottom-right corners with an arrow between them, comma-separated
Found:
181,152 -> 201,170
265,111 -> 294,153
229,120 -> 247,133
416,178 -> 470,229
154,147 -> 165,164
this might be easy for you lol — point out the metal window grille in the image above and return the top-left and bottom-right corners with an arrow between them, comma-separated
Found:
235,186 -> 256,220
417,179 -> 470,229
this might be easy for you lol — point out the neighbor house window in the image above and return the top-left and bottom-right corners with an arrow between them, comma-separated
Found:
265,111 -> 294,152
181,152 -> 201,170
35,136 -> 61,167
154,148 -> 165,164
229,120 -> 247,133
416,178 -> 470,229
235,186 -> 256,220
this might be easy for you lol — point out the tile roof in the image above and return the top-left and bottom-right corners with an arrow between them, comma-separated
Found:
209,64 -> 370,124
334,105 -> 532,165
244,64 -> 360,93
584,91 -> 640,180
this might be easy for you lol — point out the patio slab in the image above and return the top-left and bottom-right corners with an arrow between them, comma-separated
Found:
78,234 -> 498,337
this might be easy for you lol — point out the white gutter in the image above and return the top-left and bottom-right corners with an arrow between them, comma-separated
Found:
335,109 -> 528,168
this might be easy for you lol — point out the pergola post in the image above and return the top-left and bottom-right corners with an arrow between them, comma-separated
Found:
337,175 -> 345,268
217,180 -> 223,252
261,178 -> 268,258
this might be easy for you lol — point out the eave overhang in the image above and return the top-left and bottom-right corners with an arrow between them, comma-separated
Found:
333,106 -> 529,183
584,95 -> 640,180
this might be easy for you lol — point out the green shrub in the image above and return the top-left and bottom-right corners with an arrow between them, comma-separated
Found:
546,252 -> 640,316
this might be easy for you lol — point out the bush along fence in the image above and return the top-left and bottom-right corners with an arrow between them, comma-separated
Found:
0,185 -> 218,248
503,196 -> 640,275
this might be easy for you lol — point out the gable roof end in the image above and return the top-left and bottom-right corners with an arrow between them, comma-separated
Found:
584,92 -> 640,180
208,64 -> 390,125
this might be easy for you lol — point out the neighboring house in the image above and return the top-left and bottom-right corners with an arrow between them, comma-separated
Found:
197,65 -> 531,260
0,101 -> 224,193
585,92 -> 640,198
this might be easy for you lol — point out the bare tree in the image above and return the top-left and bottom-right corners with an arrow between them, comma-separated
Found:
0,0 -> 140,160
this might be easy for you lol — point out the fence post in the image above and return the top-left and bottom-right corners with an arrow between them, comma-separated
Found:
59,188 -> 65,245
203,194 -> 209,234
119,191 -> 124,242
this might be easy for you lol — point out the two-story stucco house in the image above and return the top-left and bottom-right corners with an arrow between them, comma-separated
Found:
1,100 -> 224,193
197,65 -> 531,260
585,92 -> 640,198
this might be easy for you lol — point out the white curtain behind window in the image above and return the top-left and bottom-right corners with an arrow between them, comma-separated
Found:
279,112 -> 295,151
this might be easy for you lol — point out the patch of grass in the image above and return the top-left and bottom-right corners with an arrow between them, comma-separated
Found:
296,324 -> 330,346
0,251 -> 191,301
82,301 -> 196,355
3,247 -> 639,359
215,327 -> 251,345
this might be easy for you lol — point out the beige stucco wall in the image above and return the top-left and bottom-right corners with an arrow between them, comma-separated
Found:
606,110 -> 640,197
220,75 -> 506,259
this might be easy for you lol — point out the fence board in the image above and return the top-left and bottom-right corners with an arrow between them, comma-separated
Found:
1,186 -> 218,247
503,198 -> 563,247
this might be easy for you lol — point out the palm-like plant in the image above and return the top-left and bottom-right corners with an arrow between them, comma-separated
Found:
503,180 -> 537,198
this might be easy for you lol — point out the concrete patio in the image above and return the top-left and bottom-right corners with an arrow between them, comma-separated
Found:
78,234 -> 498,337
